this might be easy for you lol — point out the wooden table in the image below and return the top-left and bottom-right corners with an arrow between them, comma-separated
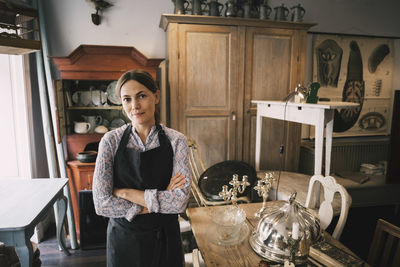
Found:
0,178 -> 70,267
252,101 -> 359,176
187,202 -> 360,267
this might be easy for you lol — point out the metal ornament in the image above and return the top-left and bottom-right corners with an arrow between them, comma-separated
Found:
219,174 -> 250,205
85,0 -> 113,25
253,172 -> 275,217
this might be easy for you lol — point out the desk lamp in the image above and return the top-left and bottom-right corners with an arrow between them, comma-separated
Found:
283,84 -> 309,103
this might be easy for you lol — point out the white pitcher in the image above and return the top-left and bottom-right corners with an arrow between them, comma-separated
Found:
82,115 -> 103,133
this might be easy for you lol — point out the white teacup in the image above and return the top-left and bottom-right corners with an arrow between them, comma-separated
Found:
74,122 -> 91,134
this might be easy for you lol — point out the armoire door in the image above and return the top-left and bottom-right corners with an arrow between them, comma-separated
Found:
243,27 -> 307,171
176,24 -> 241,168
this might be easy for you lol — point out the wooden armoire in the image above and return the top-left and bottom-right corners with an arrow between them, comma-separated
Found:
160,14 -> 315,171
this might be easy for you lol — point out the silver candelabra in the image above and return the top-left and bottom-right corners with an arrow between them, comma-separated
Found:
219,174 -> 250,205
253,172 -> 275,217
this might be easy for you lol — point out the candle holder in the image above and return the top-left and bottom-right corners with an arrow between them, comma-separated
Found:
284,234 -> 300,267
218,174 -> 250,205
253,172 -> 275,217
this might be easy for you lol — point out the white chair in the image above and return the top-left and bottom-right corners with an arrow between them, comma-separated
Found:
305,175 -> 352,240
185,248 -> 205,267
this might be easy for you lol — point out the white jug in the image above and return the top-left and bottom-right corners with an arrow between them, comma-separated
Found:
74,122 -> 91,134
82,115 -> 103,133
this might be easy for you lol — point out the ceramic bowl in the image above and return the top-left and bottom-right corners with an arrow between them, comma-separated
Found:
76,151 -> 97,163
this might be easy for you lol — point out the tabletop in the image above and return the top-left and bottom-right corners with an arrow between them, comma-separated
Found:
186,202 -> 360,267
0,178 -> 68,230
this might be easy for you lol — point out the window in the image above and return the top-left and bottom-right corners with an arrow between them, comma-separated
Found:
0,54 -> 34,179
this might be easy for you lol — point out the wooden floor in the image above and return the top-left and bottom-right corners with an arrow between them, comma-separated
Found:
37,225 -> 106,267
36,222 -> 197,267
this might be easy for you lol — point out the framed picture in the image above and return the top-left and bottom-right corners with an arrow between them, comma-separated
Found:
310,33 -> 395,137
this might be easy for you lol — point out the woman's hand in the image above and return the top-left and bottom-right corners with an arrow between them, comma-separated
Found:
113,188 -> 126,199
113,188 -> 147,208
139,207 -> 149,214
167,173 -> 186,190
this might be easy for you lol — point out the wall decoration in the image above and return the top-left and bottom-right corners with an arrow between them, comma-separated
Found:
316,39 -> 343,87
311,33 -> 394,137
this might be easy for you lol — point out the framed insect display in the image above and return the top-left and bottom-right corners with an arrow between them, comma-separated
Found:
310,33 -> 395,137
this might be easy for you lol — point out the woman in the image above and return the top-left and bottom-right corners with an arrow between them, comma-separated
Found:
92,69 -> 191,267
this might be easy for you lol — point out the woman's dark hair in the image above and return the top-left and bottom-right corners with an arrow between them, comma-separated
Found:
116,69 -> 160,124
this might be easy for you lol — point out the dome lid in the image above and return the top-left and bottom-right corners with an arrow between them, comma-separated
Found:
249,193 -> 323,264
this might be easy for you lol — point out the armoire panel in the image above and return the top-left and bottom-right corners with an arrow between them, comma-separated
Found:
252,34 -> 292,101
186,117 -> 230,168
249,116 -> 286,170
185,32 -> 231,109
243,28 -> 303,172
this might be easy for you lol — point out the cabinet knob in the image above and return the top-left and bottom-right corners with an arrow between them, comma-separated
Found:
232,111 -> 236,121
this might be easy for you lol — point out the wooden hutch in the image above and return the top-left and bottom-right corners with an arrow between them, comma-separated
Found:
52,45 -> 163,240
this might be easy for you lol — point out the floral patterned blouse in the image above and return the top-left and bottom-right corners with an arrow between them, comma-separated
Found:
92,124 -> 191,222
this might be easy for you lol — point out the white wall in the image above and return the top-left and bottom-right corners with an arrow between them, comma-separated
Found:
42,0 -> 172,58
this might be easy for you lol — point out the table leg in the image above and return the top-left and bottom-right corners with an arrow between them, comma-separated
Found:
255,111 -> 262,171
13,230 -> 33,267
314,111 -> 324,176
325,110 -> 334,177
313,111 -> 326,207
57,196 -> 71,256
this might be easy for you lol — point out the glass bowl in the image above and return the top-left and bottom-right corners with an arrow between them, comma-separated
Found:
212,205 -> 246,242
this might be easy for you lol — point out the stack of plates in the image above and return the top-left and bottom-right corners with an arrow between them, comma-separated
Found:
106,81 -> 121,105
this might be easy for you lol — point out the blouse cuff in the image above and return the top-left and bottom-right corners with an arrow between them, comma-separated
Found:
144,189 -> 160,213
125,204 -> 143,221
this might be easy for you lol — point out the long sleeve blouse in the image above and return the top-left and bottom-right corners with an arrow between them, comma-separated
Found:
92,124 -> 192,222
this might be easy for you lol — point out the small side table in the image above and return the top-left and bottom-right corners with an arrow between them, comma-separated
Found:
252,101 -> 359,176
0,178 -> 70,267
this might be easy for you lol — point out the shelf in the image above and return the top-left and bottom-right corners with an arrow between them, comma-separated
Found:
0,36 -> 41,55
67,106 -> 122,110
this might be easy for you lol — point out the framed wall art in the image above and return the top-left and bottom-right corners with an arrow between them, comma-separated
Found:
310,33 -> 395,137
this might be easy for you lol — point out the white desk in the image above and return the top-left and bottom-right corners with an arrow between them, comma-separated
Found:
252,101 -> 359,176
0,178 -> 70,267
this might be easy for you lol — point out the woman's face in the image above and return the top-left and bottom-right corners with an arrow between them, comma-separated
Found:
120,80 -> 160,129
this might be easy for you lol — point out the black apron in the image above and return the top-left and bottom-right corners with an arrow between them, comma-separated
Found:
107,125 -> 184,267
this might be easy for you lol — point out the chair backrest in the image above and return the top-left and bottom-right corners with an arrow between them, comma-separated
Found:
186,137 -> 250,207
186,137 -> 208,207
305,175 -> 352,239
367,219 -> 400,267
